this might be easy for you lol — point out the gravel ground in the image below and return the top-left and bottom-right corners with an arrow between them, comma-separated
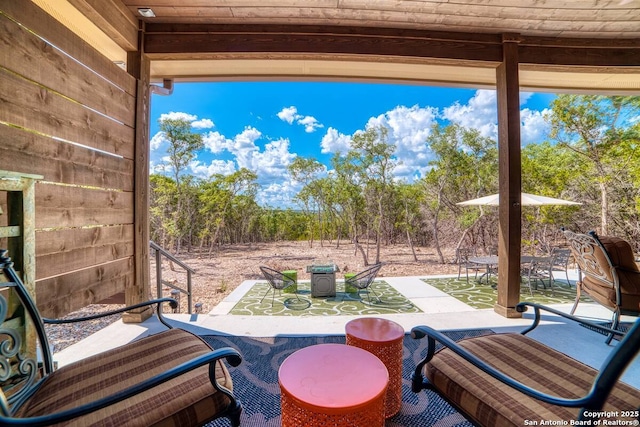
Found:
48,241 -> 458,353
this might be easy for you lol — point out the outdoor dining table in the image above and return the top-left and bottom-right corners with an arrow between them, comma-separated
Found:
468,255 -> 552,285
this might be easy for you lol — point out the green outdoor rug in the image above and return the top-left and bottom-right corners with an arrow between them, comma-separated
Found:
230,280 -> 422,316
422,276 -> 591,309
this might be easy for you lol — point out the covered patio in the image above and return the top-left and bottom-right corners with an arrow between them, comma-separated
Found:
1,0 -> 638,320
48,273 -> 640,425
1,1 -> 639,426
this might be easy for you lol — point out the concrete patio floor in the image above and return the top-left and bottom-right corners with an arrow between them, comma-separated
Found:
53,274 -> 640,388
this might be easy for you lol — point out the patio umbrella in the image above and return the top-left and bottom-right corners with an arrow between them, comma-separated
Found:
457,192 -> 581,206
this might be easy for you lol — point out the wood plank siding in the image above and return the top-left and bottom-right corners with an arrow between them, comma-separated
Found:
0,1 -> 138,318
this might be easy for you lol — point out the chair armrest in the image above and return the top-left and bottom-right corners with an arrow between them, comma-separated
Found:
516,302 -> 624,337
0,347 -> 242,427
42,298 -> 178,329
412,302 -> 640,414
411,325 -> 599,409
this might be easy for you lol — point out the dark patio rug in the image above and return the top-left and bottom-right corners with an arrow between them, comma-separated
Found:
204,329 -> 493,427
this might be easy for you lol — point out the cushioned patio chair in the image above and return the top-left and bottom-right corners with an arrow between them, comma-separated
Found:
0,250 -> 243,427
411,302 -> 640,426
259,266 -> 302,307
564,230 -> 640,343
344,263 -> 383,304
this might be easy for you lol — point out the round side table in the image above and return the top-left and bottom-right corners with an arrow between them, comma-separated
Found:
278,343 -> 388,427
345,317 -> 405,418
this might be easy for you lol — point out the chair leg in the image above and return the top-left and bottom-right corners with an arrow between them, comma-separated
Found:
368,285 -> 382,303
260,287 -> 273,304
570,285 -> 582,314
606,309 -> 622,345
227,402 -> 242,427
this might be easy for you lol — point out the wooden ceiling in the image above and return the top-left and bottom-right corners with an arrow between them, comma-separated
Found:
39,0 -> 640,92
121,0 -> 640,39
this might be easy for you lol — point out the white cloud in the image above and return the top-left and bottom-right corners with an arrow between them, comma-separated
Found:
441,90 -> 550,145
298,116 -> 323,133
200,127 -> 297,193
520,108 -> 551,145
150,132 -> 167,151
189,159 -> 236,178
277,106 -> 298,124
191,118 -> 215,129
442,90 -> 498,139
321,127 -> 352,154
277,106 -> 323,133
202,131 -> 228,153
159,112 -> 198,122
158,111 -> 214,130
366,105 -> 438,180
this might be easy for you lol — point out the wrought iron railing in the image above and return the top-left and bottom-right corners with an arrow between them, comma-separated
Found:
150,241 -> 195,314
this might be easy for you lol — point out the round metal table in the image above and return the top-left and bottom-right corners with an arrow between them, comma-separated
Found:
278,343 -> 388,427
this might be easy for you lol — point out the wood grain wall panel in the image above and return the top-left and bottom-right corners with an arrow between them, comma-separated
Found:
0,124 -> 134,191
36,258 -> 133,318
0,68 -> 135,160
0,0 -> 136,95
36,224 -> 134,256
35,184 -> 133,229
0,14 -> 135,127
0,1 -> 139,316
35,226 -> 134,280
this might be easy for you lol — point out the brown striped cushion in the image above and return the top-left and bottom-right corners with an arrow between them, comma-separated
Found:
425,333 -> 640,427
15,328 -> 234,427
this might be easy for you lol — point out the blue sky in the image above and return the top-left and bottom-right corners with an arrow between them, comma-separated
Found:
149,82 -> 556,207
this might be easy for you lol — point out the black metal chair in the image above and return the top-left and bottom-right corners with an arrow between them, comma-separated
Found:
411,302 -> 640,425
455,247 -> 485,283
259,266 -> 301,306
0,250 -> 243,426
344,263 -> 383,304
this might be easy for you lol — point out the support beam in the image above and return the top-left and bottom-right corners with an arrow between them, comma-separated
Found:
124,22 -> 152,323
494,34 -> 522,318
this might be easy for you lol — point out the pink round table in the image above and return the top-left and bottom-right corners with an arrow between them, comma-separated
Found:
346,317 -> 405,417
278,343 -> 388,427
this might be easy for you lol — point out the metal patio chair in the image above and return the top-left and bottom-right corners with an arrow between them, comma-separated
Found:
259,266 -> 302,307
344,263 -> 383,304
549,247 -> 572,286
0,250 -> 243,426
456,247 -> 485,283
564,230 -> 640,344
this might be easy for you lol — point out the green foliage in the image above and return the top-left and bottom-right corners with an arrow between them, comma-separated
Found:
149,96 -> 640,255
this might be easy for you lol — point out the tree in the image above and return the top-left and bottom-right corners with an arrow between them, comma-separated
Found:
547,95 -> 640,235
397,182 -> 423,261
423,124 -> 498,261
347,125 -> 396,264
199,168 -> 258,256
288,157 -> 325,247
158,116 -> 204,252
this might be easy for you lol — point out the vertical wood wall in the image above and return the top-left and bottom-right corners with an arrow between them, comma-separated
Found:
0,1 -> 138,317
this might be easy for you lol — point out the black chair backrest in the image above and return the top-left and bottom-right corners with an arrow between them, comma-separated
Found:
259,266 -> 295,290
347,263 -> 382,289
0,250 -> 54,416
